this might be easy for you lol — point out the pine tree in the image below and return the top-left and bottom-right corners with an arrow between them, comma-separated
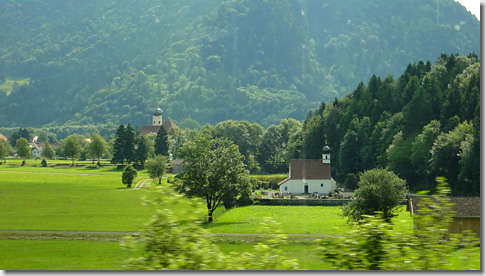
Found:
123,124 -> 136,163
111,125 -> 126,165
135,135 -> 149,167
154,126 -> 169,156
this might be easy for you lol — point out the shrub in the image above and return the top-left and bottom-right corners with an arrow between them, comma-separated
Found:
342,169 -> 407,223
41,159 -> 47,167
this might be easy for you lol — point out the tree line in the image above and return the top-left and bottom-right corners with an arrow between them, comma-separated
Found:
2,53 -> 479,196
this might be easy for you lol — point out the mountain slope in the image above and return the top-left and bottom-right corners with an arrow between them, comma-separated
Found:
0,0 -> 479,130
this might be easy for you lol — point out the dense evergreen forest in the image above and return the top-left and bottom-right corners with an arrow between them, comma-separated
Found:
300,53 -> 480,196
0,0 -> 479,131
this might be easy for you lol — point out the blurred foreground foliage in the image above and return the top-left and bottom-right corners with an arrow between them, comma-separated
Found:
121,184 -> 298,270
319,179 -> 479,270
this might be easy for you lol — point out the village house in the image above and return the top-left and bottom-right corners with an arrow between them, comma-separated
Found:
278,145 -> 336,195
0,133 -> 8,142
407,195 -> 480,237
139,108 -> 178,136
29,143 -> 42,158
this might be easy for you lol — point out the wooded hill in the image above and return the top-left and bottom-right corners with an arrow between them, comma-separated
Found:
300,53 -> 480,196
0,0 -> 479,131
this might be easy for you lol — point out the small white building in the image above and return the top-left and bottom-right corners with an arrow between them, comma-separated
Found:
278,145 -> 336,195
29,143 -> 42,158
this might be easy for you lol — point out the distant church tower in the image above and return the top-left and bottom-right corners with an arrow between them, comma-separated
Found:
153,108 -> 163,126
322,145 -> 331,164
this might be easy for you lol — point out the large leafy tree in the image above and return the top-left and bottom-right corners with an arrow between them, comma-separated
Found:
0,139 -> 13,163
61,135 -> 83,166
342,168 -> 407,223
86,133 -> 109,162
15,138 -> 31,161
41,142 -> 55,160
145,155 -> 166,185
9,128 -> 31,147
430,121 -> 474,195
177,135 -> 251,222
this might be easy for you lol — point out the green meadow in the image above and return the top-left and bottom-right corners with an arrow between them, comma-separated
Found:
0,78 -> 30,95
0,165 -> 479,270
206,205 -> 413,235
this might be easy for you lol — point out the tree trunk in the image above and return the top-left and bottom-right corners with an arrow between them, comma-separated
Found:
208,209 -> 213,222
158,177 -> 162,185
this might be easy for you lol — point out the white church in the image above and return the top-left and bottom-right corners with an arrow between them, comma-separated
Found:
278,145 -> 336,195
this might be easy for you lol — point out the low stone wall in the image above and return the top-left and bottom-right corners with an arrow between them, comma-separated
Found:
255,198 -> 408,206
255,198 -> 352,206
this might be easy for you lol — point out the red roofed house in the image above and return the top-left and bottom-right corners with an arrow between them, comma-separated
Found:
278,145 -> 336,195
139,108 -> 178,135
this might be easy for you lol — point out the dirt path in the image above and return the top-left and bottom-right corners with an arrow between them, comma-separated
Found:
132,179 -> 152,190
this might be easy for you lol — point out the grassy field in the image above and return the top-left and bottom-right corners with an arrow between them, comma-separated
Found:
0,165 -> 479,270
0,78 -> 30,95
0,171 -> 158,231
205,205 -> 413,235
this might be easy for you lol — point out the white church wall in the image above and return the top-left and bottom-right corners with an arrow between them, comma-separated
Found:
280,179 -> 336,195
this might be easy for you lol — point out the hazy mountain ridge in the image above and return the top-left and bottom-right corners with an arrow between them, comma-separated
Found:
0,0 -> 479,130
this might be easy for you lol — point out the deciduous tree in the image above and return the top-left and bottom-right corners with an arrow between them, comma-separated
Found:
15,138 -> 31,161
342,168 -> 407,223
61,135 -> 83,166
86,133 -> 108,162
177,135 -> 251,222
145,155 -> 166,185
41,142 -> 55,160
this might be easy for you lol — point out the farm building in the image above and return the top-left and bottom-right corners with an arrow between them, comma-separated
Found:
140,108 -> 178,135
171,158 -> 184,174
407,195 -> 480,237
278,145 -> 336,195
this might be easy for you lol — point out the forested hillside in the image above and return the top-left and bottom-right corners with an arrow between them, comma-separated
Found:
0,0 -> 479,131
300,53 -> 480,196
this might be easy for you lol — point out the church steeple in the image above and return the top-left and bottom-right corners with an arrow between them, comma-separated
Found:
152,108 -> 163,126
322,143 -> 331,164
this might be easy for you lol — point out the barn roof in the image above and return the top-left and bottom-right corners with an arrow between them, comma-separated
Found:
407,196 -> 480,218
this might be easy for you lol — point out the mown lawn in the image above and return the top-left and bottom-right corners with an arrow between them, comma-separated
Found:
0,167 -> 479,270
0,240 -> 130,270
205,205 -> 414,235
0,159 -> 153,176
0,171 -> 159,231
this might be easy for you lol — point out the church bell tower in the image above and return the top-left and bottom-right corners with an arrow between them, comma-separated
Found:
153,108 -> 163,126
322,145 -> 331,164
